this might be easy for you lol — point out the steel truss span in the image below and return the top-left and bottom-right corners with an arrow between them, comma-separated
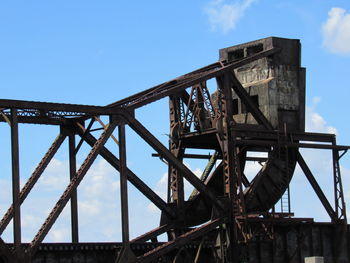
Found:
0,37 -> 349,263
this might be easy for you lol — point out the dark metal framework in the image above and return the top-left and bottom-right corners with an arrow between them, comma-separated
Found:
0,41 -> 348,263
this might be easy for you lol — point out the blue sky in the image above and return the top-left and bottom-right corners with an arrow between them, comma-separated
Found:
0,0 -> 350,243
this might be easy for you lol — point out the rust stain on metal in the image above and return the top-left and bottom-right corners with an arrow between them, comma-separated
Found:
0,37 -> 348,263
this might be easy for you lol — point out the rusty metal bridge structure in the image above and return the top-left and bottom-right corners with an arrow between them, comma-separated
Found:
0,37 -> 349,263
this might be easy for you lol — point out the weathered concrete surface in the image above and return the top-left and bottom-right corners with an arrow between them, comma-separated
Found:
219,37 -> 305,132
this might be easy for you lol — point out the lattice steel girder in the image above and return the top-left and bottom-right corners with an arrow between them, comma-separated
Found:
216,74 -> 239,198
332,137 -> 347,222
0,99 -> 126,121
216,73 -> 247,260
168,94 -> 185,205
108,47 -> 280,110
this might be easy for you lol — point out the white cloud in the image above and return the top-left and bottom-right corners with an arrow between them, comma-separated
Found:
322,7 -> 350,55
205,0 -> 257,33
38,159 -> 69,191
305,97 -> 337,134
75,158 -> 121,241
78,200 -> 102,217
49,228 -> 69,242
81,159 -> 119,199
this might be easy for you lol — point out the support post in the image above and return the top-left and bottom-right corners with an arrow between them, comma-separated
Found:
332,138 -> 347,222
119,125 -> 130,245
168,95 -> 184,207
167,95 -> 185,237
115,124 -> 136,263
69,133 -> 79,243
10,108 -> 21,250
216,73 -> 246,262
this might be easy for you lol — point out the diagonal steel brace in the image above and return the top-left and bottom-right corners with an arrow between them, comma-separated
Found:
122,111 -> 225,211
28,122 -> 117,255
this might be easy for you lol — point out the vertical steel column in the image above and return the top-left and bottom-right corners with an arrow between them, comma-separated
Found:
218,74 -> 246,214
168,95 -> 184,207
193,83 -> 211,130
10,108 -> 21,249
69,134 -> 79,243
217,73 -> 249,262
332,138 -> 347,222
167,94 -> 186,239
216,74 -> 237,262
119,125 -> 130,245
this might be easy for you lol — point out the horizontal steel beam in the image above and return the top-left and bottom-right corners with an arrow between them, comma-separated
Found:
152,153 -> 266,163
152,153 -> 213,160
236,139 -> 350,150
0,116 -> 66,125
232,128 -> 336,143
181,127 -> 337,144
0,99 -> 124,116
